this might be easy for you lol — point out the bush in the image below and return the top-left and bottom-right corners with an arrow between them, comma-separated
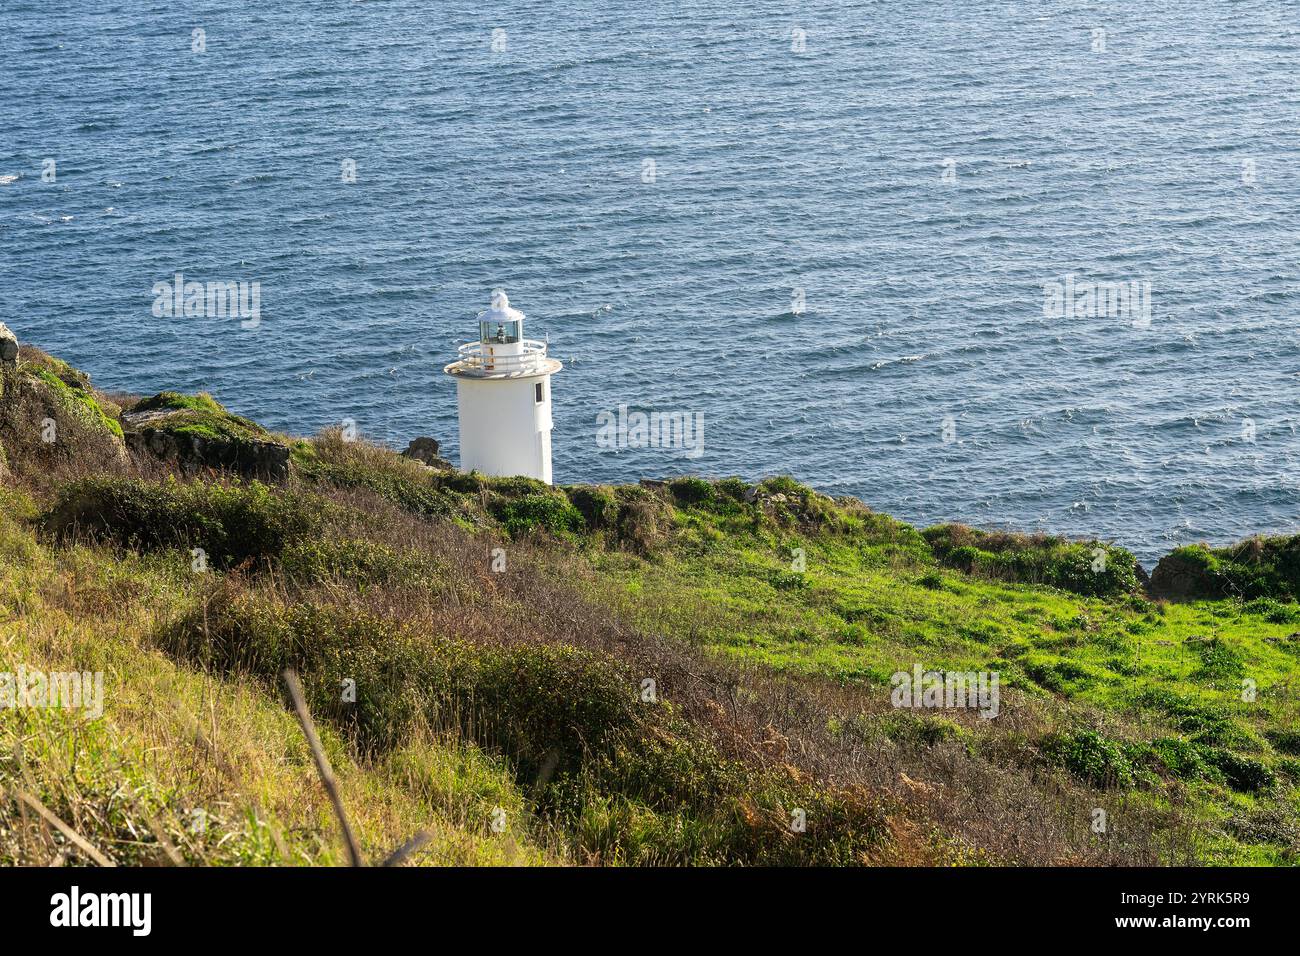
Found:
1151,737 -> 1214,781
1151,536 -> 1300,601
1266,729 -> 1300,757
159,594 -> 640,762
923,525 -> 1140,598
1206,750 -> 1275,794
668,476 -> 715,507
713,477 -> 750,503
1042,729 -> 1150,789
613,493 -> 672,553
44,477 -> 326,569
294,431 -> 458,520
280,538 -> 437,589
489,493 -> 584,538
564,485 -> 618,530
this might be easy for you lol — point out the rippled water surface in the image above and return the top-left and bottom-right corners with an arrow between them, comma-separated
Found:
3,1 -> 1299,561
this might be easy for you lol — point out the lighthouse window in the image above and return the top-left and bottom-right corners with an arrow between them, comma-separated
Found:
534,382 -> 545,403
480,319 -> 521,345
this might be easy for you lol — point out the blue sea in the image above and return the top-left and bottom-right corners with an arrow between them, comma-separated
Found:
3,1 -> 1299,562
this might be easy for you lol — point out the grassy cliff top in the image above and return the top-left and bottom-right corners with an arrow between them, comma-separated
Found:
2,345 -> 1299,867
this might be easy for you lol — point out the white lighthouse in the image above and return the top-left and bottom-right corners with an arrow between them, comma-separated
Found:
443,290 -> 562,483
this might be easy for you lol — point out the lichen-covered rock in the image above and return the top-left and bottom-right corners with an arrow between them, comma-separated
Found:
122,391 -> 289,480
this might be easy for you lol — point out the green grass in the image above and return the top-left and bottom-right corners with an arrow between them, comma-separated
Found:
568,482 -> 1300,864
0,503 -> 550,866
6,344 -> 1300,865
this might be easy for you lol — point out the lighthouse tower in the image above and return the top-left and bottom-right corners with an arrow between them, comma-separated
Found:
443,290 -> 562,483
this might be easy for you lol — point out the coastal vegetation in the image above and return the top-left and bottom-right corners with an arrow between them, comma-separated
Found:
1,343 -> 1298,865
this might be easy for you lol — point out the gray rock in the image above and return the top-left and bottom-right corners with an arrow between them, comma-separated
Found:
0,322 -> 17,363
1148,551 -> 1219,601
123,424 -> 290,481
400,436 -> 442,465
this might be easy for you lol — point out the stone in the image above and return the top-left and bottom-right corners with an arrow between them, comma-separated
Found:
120,392 -> 290,481
1148,551 -> 1218,601
400,436 -> 442,465
0,322 -> 17,363
0,322 -> 18,416
122,416 -> 289,481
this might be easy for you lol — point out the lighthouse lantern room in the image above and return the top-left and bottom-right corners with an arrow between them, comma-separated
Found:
443,290 -> 562,483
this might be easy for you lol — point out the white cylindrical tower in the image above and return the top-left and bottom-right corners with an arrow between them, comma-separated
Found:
443,290 -> 562,483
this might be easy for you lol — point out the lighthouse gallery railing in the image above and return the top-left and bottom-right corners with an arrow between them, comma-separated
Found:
454,339 -> 550,374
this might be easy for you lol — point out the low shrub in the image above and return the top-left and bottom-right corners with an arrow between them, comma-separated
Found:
1151,536 -> 1300,601
280,538 -> 438,589
563,485 -> 619,530
1207,750 -> 1275,794
1041,728 -> 1151,789
158,594 -> 889,864
667,476 -> 715,507
1266,729 -> 1300,757
294,431 -> 459,520
488,492 -> 584,538
44,477 -> 326,569
924,524 -> 1140,598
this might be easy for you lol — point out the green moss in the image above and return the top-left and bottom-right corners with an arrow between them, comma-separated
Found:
133,391 -> 226,416
26,365 -> 123,439
128,391 -> 269,443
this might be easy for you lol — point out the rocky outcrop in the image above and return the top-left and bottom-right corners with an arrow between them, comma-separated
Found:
121,392 -> 289,481
0,322 -> 19,419
0,323 -> 15,477
0,334 -> 130,475
1148,538 -> 1300,602
400,436 -> 451,469
1148,549 -> 1214,600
